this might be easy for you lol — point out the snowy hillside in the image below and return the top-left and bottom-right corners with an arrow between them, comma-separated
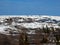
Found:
0,15 -> 60,34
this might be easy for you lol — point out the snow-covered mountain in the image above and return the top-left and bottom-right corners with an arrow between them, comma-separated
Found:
0,15 -> 60,27
0,15 -> 60,34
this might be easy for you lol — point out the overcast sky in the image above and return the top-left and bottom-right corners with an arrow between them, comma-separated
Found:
0,0 -> 60,15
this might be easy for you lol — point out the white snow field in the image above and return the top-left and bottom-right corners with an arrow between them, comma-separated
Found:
0,15 -> 60,34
